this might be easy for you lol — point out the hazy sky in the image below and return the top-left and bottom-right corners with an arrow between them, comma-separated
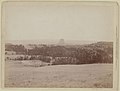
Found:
3,2 -> 115,41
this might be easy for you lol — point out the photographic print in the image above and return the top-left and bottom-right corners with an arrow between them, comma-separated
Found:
1,1 -> 118,88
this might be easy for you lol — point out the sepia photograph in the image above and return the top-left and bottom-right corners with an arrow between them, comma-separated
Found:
1,1 -> 118,88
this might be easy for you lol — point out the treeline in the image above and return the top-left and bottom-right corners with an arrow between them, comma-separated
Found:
5,43 -> 27,54
5,42 -> 113,64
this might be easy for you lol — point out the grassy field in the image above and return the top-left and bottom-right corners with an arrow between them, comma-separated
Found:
5,60 -> 113,88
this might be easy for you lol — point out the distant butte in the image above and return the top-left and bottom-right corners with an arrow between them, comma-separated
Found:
58,39 -> 65,45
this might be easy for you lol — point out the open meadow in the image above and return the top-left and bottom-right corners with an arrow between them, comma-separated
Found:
5,60 -> 113,88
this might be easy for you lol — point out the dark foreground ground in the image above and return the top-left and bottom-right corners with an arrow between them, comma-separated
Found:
5,60 -> 113,88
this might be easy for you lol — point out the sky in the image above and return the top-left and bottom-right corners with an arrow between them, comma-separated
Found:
3,2 -> 116,41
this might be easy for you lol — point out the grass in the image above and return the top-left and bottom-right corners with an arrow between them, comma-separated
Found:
5,60 -> 113,88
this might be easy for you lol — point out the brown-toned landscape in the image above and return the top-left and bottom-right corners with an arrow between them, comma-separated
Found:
3,2 -> 115,88
5,61 -> 113,88
5,41 -> 113,88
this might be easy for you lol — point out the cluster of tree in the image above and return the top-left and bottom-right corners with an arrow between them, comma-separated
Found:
5,42 -> 113,64
5,43 -> 27,54
14,55 -> 51,63
52,57 -> 79,65
27,46 -> 71,57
